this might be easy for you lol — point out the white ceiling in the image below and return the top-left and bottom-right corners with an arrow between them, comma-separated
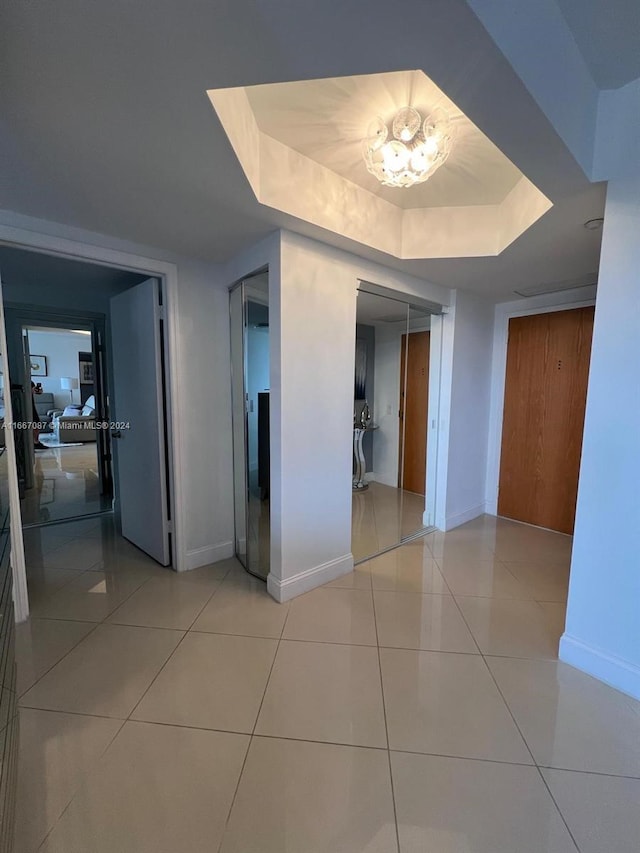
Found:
0,0 -> 616,301
246,71 -> 522,209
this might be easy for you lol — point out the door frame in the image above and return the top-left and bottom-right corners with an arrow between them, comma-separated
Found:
0,224 -> 186,621
485,296 -> 597,517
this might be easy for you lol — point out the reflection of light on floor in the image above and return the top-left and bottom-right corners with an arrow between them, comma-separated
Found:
87,580 -> 107,594
20,443 -> 111,525
352,481 -> 427,562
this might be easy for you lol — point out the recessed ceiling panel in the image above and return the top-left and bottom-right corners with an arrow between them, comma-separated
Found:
246,70 -> 522,210
208,70 -> 552,260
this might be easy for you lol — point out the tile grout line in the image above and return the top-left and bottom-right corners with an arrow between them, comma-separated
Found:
428,553 -> 587,848
17,619 -> 101,701
22,538 -> 233,706
33,713 -> 129,853
474,638 -> 584,850
25,522 -> 627,851
26,561 -> 241,848
18,706 -> 640,780
19,539 -> 137,701
535,766 -> 583,853
371,579 -> 402,853
214,585 -> 292,853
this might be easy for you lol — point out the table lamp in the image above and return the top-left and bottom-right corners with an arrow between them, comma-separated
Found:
60,376 -> 79,404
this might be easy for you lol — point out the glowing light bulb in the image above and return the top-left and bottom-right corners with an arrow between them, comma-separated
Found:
383,140 -> 410,173
363,106 -> 454,187
393,107 -> 421,143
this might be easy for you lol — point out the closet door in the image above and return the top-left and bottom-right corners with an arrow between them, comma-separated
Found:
230,273 -> 270,580
498,307 -> 594,534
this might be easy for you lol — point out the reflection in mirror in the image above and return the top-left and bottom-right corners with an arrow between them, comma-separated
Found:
229,283 -> 247,568
400,304 -> 433,540
352,291 -> 408,562
229,272 -> 270,580
352,287 -> 438,563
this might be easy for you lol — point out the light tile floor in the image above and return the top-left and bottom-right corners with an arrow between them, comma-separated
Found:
21,444 -> 111,525
352,481 -> 426,562
15,514 -> 640,852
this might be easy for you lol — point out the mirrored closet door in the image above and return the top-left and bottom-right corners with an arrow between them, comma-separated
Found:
352,283 -> 440,563
229,272 -> 270,579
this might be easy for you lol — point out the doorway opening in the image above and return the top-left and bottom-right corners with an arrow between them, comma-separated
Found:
20,322 -> 111,525
352,283 -> 441,562
0,243 -> 176,604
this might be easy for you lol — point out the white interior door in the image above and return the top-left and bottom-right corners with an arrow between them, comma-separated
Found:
110,278 -> 170,565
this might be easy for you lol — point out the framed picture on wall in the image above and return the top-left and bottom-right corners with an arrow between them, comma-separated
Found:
79,359 -> 94,384
30,355 -> 47,377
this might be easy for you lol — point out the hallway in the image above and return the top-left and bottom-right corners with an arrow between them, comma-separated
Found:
15,515 -> 640,852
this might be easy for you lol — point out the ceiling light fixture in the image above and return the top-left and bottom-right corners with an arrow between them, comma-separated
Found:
362,106 -> 454,188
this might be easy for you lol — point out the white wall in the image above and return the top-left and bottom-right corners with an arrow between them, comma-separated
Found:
560,168 -> 640,700
266,230 -> 451,601
27,329 -> 90,410
268,233 -> 356,600
372,323 -> 402,487
167,259 -> 234,569
440,289 -> 494,530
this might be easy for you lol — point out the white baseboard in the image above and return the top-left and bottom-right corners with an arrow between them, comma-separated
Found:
183,540 -> 234,571
370,471 -> 396,488
422,509 -> 435,528
267,553 -> 354,603
560,633 -> 640,702
444,503 -> 487,531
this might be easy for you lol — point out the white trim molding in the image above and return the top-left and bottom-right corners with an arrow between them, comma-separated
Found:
444,503 -> 487,532
267,553 -> 354,603
485,292 -> 597,515
560,633 -> 640,702
184,541 -> 235,571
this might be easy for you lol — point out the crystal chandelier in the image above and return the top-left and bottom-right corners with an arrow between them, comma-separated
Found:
362,106 -> 454,188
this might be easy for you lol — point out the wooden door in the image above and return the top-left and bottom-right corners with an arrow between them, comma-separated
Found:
399,331 -> 430,495
498,307 -> 594,534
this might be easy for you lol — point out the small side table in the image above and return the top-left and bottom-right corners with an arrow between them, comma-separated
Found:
353,424 -> 377,491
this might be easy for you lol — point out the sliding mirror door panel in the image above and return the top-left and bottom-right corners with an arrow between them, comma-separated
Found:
229,273 -> 270,580
244,276 -> 270,579
352,290 -> 408,562
229,283 -> 247,568
352,286 -> 440,563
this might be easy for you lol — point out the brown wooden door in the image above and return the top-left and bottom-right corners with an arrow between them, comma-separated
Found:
399,331 -> 430,495
498,307 -> 594,534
